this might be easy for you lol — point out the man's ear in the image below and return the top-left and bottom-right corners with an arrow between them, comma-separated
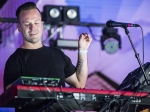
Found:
17,24 -> 21,32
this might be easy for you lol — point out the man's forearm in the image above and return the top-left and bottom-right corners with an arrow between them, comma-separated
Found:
76,51 -> 88,88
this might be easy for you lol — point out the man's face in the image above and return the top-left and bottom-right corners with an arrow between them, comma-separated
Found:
17,9 -> 43,44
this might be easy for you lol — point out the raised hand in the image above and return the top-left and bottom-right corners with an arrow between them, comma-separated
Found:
78,33 -> 92,50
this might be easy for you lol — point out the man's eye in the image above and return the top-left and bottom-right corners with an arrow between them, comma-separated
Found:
25,24 -> 29,26
35,23 -> 39,25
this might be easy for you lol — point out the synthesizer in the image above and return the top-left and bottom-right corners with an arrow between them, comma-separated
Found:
0,85 -> 150,111
12,76 -> 60,86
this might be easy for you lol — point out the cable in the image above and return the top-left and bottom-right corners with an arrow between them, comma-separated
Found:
99,98 -> 113,112
134,89 -> 145,112
119,92 -> 137,112
134,90 -> 143,112
36,84 -> 56,112
37,101 -> 54,112
130,76 -> 141,91
135,103 -> 138,112
114,76 -> 142,112
73,95 -> 85,112
108,99 -> 121,112
59,87 -> 75,112
37,79 -> 61,112
51,86 -> 69,112
139,25 -> 144,65
71,92 -> 86,112
123,88 -> 150,112
37,79 -> 67,112
116,76 -> 142,112
125,102 -> 129,112
43,85 -> 70,112
87,26 -> 101,41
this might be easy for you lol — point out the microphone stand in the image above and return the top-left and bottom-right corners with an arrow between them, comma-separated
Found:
123,26 -> 149,85
98,26 -> 149,112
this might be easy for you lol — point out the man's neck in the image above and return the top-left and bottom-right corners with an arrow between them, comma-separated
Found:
21,42 -> 43,49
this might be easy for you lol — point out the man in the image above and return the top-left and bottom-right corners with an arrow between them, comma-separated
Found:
3,2 -> 92,91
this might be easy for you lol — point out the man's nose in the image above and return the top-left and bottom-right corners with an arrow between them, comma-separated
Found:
29,24 -> 35,30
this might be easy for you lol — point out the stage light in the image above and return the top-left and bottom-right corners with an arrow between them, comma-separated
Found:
42,5 -> 80,24
42,5 -> 62,24
49,8 -> 60,19
63,6 -> 80,23
66,9 -> 77,19
101,27 -> 121,54
50,39 -> 78,50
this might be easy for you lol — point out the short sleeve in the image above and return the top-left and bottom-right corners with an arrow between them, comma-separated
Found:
63,54 -> 76,78
3,56 -> 21,91
54,48 -> 76,78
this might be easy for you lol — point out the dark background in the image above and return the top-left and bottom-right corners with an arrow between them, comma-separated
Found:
0,0 -> 7,9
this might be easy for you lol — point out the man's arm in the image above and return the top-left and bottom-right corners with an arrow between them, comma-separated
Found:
65,33 -> 92,88
3,57 -> 21,91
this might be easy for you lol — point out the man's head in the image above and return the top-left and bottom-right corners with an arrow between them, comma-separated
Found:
16,2 -> 43,45
16,2 -> 42,23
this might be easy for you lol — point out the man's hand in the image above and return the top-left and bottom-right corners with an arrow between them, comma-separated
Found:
78,33 -> 92,50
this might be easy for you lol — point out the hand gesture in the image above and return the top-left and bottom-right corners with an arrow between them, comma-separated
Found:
78,33 -> 92,50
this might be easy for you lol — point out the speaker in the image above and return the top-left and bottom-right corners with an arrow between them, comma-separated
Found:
117,62 -> 150,91
63,6 -> 80,23
42,5 -> 63,24
42,5 -> 80,24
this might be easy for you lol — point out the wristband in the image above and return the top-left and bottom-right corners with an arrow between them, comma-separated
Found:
78,50 -> 88,54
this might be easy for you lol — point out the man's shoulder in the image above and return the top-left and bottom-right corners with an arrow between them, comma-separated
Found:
6,48 -> 21,63
9,48 -> 24,57
43,46 -> 62,53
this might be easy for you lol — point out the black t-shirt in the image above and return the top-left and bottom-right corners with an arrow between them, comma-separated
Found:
3,46 -> 76,91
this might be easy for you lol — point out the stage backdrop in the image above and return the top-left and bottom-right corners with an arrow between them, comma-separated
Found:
0,0 -> 150,111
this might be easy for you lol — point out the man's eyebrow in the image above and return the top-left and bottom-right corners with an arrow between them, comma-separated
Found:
22,21 -> 29,23
22,20 -> 40,23
35,20 -> 40,22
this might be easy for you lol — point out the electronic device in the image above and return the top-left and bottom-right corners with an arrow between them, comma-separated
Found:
0,85 -> 150,112
117,62 -> 150,91
12,76 -> 60,86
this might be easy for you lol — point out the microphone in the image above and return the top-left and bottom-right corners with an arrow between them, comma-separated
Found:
106,20 -> 140,27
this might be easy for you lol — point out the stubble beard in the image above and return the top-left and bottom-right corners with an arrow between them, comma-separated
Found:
25,36 -> 41,44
